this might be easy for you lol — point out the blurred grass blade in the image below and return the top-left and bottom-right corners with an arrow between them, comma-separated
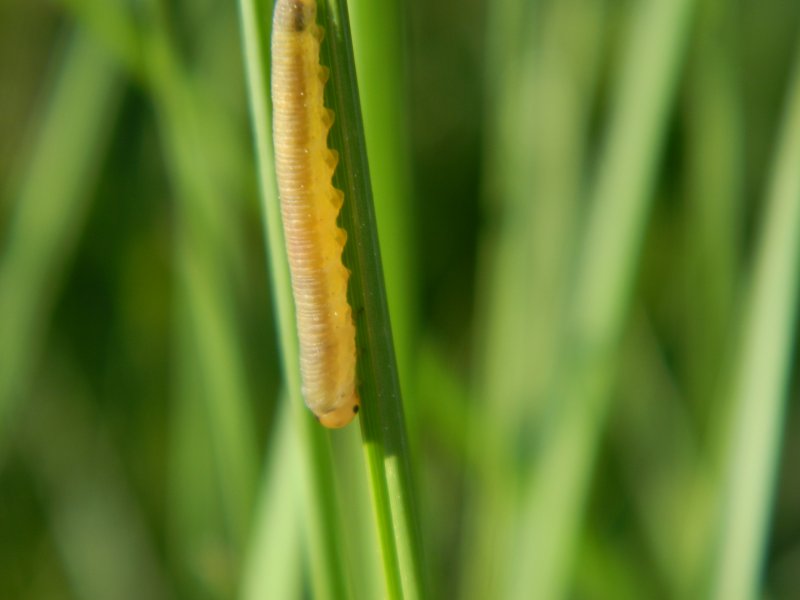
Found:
62,0 -> 251,218
238,0 -> 424,596
329,425 -> 384,600
236,1 -> 351,598
709,41 -> 800,600
19,362 -> 170,600
240,400 -> 303,600
571,0 -> 694,343
171,233 -> 257,551
137,0 -> 259,557
348,0 -> 417,414
318,0 -> 425,597
683,0 -> 743,408
0,29 -> 121,450
58,0 -> 142,80
510,0 -> 695,597
479,0 -> 606,447
615,314 -> 711,597
464,1 -> 605,592
168,317 -> 231,597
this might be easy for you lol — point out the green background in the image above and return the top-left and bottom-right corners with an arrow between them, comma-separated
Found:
1,0 -> 799,598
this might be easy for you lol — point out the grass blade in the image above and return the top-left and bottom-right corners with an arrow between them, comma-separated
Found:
141,16 -> 259,558
683,0 -> 743,409
317,1 -> 425,597
509,0 -> 695,597
238,0 -> 424,596
0,29 -> 121,450
240,400 -> 303,600
236,1 -> 351,598
348,0 -> 417,397
463,1 -> 605,593
709,41 -> 800,600
19,367 -> 171,600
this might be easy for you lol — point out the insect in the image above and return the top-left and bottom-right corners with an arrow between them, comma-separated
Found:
271,0 -> 359,428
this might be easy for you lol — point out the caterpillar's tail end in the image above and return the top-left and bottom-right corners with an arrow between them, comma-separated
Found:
274,0 -> 316,33
317,399 -> 360,429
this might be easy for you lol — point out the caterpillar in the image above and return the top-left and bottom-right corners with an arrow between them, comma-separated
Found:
271,0 -> 359,428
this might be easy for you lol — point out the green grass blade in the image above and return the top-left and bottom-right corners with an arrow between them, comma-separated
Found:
168,318 -> 232,597
683,0 -> 743,409
0,29 -> 121,450
58,0 -> 142,80
571,0 -> 694,345
172,236 -> 258,554
238,0 -> 424,596
236,1 -> 351,598
329,426 -> 384,600
64,0 -> 262,568
509,0 -> 696,597
240,400 -> 303,600
481,0 -> 606,444
348,0 -> 417,395
138,0 -> 259,556
19,371 -> 171,600
318,1 -> 425,597
709,41 -> 800,600
615,315 -> 711,597
463,2 -> 605,592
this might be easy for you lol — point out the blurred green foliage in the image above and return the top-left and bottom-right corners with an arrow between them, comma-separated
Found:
1,0 -> 799,598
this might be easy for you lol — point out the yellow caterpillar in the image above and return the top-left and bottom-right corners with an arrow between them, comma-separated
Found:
271,0 -> 359,428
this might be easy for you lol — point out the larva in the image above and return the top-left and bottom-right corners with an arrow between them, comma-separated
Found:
271,0 -> 359,428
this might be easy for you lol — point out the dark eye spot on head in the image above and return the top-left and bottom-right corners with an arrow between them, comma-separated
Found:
353,405 -> 359,414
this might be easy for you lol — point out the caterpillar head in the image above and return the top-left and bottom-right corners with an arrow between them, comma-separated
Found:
317,396 -> 360,429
